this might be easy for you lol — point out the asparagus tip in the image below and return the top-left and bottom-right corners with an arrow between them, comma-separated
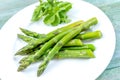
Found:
37,66 -> 46,77
37,69 -> 44,77
17,61 -> 31,71
17,66 -> 25,72
37,61 -> 48,77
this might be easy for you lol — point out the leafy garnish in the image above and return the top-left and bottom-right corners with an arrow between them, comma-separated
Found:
31,0 -> 72,26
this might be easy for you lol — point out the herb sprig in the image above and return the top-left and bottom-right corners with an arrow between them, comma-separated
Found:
31,0 -> 72,26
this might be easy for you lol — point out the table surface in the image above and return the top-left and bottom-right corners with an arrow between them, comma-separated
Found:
0,0 -> 120,80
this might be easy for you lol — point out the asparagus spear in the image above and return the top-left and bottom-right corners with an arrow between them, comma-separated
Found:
17,17 -> 97,72
55,49 -> 95,59
64,39 -> 83,46
18,30 -> 102,43
19,44 -> 95,64
17,34 -> 36,42
75,30 -> 102,40
18,29 -> 102,42
37,17 -> 98,76
20,20 -> 83,38
19,49 -> 95,64
19,28 -> 46,38
17,34 -> 83,47
17,26 -> 79,71
62,44 -> 95,51
17,38 -> 83,56
15,20 -> 83,55
19,44 -> 95,63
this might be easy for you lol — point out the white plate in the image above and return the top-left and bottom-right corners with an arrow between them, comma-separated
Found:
0,0 -> 116,80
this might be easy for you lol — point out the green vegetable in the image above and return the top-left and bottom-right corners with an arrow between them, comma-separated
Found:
17,17 -> 97,72
37,17 -> 98,76
19,44 -> 95,63
17,35 -> 84,55
55,49 -> 95,59
17,34 -> 83,47
64,39 -> 83,46
19,49 -> 95,64
15,20 -> 83,55
31,0 -> 72,26
18,29 -> 102,43
16,37 -> 95,56
17,34 -> 35,42
19,20 -> 83,38
16,17 -> 101,77
62,44 -> 95,51
19,28 -> 46,38
76,30 -> 102,40
17,26 -> 79,71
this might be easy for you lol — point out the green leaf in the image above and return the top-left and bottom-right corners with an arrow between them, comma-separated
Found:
59,2 -> 72,12
59,11 -> 71,23
44,13 -> 56,24
31,0 -> 72,26
51,13 -> 60,26
47,0 -> 53,3
31,5 -> 43,21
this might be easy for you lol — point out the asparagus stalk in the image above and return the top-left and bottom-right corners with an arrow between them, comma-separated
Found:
64,39 -> 83,46
17,34 -> 36,42
17,17 -> 97,72
17,26 -> 80,71
62,44 -> 95,51
20,20 -> 83,38
17,34 -> 83,47
15,20 -> 83,55
17,39 -> 84,56
19,44 -> 95,64
19,49 -> 95,64
18,29 -> 102,43
19,28 -> 46,38
37,17 -> 98,76
55,49 -> 95,59
75,30 -> 102,40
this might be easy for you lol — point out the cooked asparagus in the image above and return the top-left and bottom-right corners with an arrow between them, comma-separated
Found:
17,26 -> 79,71
19,44 -> 95,64
15,20 -> 83,55
17,17 -> 97,72
37,17 -> 98,76
17,34 -> 35,42
17,34 -> 83,47
20,28 -> 46,38
20,20 -> 83,38
62,44 -> 95,51
18,30 -> 102,43
75,30 -> 102,40
19,49 -> 95,64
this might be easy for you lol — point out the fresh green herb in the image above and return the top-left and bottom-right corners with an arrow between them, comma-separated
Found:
31,0 -> 72,26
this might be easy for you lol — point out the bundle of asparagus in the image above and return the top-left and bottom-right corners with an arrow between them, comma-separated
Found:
15,17 -> 102,76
